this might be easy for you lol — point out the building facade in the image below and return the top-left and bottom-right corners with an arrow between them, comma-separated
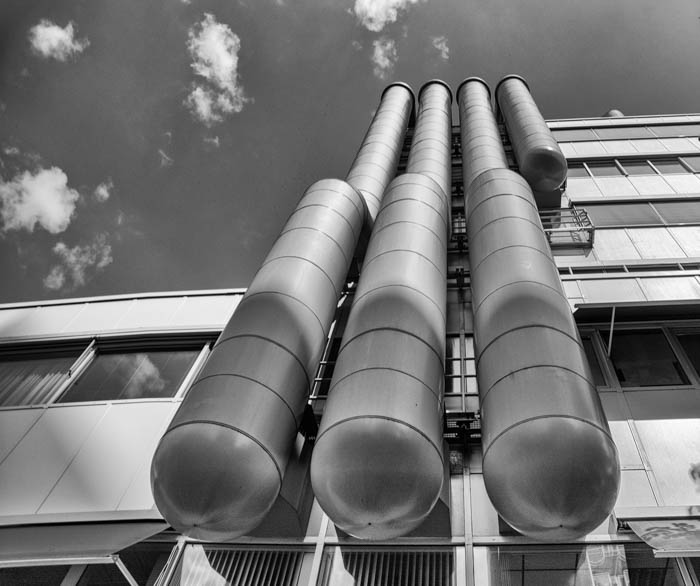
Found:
1,78 -> 699,585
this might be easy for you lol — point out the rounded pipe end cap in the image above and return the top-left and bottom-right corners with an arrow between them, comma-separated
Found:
380,82 -> 416,111
311,418 -> 443,540
151,422 -> 282,541
495,74 -> 530,100
456,77 -> 491,103
418,79 -> 453,103
520,144 -> 568,192
482,417 -> 620,542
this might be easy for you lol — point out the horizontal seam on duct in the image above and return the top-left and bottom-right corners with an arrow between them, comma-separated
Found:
368,218 -> 446,249
163,419 -> 284,483
190,372 -> 300,426
386,175 -> 449,204
472,279 -> 567,315
337,323 -> 445,365
327,365 -> 442,402
377,190 -> 448,216
278,225 -> 353,265
466,175 -> 533,199
481,414 -> 616,462
474,323 -> 586,369
470,243 -> 557,276
226,290 -> 327,348
478,363 -> 595,407
258,254 -> 341,298
213,333 -> 313,388
297,191 -> 365,225
466,214 -> 543,244
315,415 -> 444,462
467,192 -> 537,217
291,204 -> 360,241
361,247 -> 446,281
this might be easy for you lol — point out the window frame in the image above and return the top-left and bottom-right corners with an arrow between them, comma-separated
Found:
0,334 -> 213,409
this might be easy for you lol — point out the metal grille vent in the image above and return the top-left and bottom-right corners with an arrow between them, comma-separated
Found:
168,545 -> 304,586
317,548 -> 455,586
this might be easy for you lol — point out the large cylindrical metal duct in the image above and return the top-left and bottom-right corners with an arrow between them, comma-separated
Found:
457,78 -> 508,190
495,75 -> 567,193
311,81 -> 451,540
346,83 -> 414,221
459,79 -> 620,541
151,178 -> 367,541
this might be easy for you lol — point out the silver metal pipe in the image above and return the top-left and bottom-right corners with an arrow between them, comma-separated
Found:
311,81 -> 451,539
456,78 -> 508,190
346,83 -> 414,222
151,178 -> 367,541
495,75 -> 567,193
459,79 -> 620,541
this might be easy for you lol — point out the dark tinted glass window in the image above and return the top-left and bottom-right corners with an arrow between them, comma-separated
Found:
489,544 -> 682,586
77,564 -> 129,585
581,336 -> 605,386
552,129 -> 597,141
0,566 -> 71,585
58,348 -> 199,403
676,332 -> 700,379
595,126 -> 654,139
620,160 -> 656,175
605,330 -> 688,387
0,347 -> 82,406
567,163 -> 590,177
652,159 -> 688,174
681,155 -> 700,172
650,124 -> 700,138
653,201 -> 700,224
587,162 -> 622,176
585,203 -> 660,227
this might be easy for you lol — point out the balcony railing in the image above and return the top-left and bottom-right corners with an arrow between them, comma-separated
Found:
540,207 -> 595,249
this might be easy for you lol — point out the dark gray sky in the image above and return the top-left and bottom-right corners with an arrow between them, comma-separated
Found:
1,0 -> 699,303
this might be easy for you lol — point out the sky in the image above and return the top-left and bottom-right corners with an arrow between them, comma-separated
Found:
1,0 -> 699,304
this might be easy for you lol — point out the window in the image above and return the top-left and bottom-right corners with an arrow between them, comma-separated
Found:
0,337 -> 209,406
486,544 -> 684,586
0,343 -> 84,407
567,163 -> 590,177
585,203 -> 661,227
587,161 -> 623,176
57,345 -> 202,403
552,128 -> 597,141
681,155 -> 700,172
620,160 -> 656,175
605,329 -> 688,387
650,124 -> 700,138
675,332 -> 700,379
651,159 -> 689,174
595,126 -> 655,140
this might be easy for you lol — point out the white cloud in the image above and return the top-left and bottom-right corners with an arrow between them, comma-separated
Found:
43,233 -> 113,291
185,13 -> 248,126
93,178 -> 113,202
29,20 -> 89,61
0,167 -> 79,234
371,37 -> 397,80
203,136 -> 220,148
352,0 -> 422,32
431,35 -> 449,60
351,40 -> 363,51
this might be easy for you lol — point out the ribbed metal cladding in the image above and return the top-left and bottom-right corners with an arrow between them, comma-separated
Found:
346,83 -> 414,221
151,178 -> 367,541
459,79 -> 620,541
311,81 -> 451,540
495,75 -> 567,193
169,546 -> 304,586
